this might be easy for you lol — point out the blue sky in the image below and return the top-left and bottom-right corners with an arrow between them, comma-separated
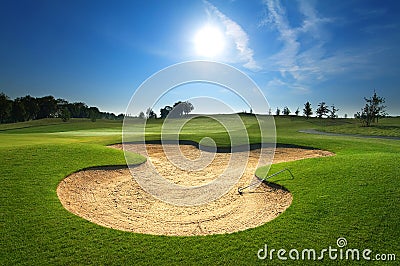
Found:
1,0 -> 399,116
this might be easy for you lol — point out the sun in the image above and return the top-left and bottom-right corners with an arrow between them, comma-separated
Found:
194,25 -> 225,57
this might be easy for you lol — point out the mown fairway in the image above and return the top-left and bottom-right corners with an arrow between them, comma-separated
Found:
1,116 -> 399,265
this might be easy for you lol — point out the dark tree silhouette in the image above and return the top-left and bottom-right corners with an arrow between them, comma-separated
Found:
59,107 -> 71,122
368,91 -> 386,123
182,101 -> 194,116
329,104 -> 339,119
171,101 -> 184,117
355,91 -> 387,127
169,101 -> 194,118
316,102 -> 329,118
146,107 -> 157,119
67,102 -> 88,118
303,101 -> 313,118
294,107 -> 300,116
0,92 -> 12,123
0,92 -> 128,124
275,107 -> 281,116
11,98 -> 27,122
36,96 -> 58,119
21,95 -> 39,120
283,106 -> 291,116
88,107 -> 100,122
160,105 -> 172,118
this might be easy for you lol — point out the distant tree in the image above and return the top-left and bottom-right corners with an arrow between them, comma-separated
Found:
0,92 -> 12,123
368,90 -> 387,123
100,112 -> 117,120
356,91 -> 387,127
344,114 -> 348,119
36,96 -> 57,119
268,108 -> 272,116
329,104 -> 339,119
316,102 -> 329,118
355,104 -> 373,127
283,106 -> 291,116
182,101 -> 194,116
68,102 -> 88,118
0,92 -> 124,124
303,101 -> 313,118
168,101 -> 194,118
294,107 -> 300,116
138,111 -> 145,119
146,107 -> 157,119
59,107 -> 71,122
160,105 -> 173,119
171,101 -> 183,117
21,95 -> 39,120
275,107 -> 281,116
11,98 -> 27,122
88,107 -> 100,122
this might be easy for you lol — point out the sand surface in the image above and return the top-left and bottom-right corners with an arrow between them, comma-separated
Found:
57,144 -> 333,236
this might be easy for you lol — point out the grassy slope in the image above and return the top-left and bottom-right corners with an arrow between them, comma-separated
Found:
306,116 -> 400,137
0,117 -> 399,265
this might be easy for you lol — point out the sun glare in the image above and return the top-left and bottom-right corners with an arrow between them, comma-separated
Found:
194,25 -> 225,57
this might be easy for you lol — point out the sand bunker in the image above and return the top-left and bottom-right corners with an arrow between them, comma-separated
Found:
57,144 -> 333,236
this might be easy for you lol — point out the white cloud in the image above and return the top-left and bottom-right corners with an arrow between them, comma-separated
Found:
260,0 -> 340,90
266,78 -> 310,95
204,1 -> 260,71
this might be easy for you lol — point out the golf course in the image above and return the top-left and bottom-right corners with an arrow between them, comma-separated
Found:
0,115 -> 398,265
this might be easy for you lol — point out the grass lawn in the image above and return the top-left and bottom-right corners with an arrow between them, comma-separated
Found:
0,117 -> 399,265
304,116 -> 400,137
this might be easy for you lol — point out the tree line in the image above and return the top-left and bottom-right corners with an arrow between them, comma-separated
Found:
270,102 -> 339,119
270,91 -> 387,127
0,92 -> 123,123
140,101 -> 194,119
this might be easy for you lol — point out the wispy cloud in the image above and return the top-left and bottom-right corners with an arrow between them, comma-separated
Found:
259,0 -> 351,94
204,1 -> 260,71
266,78 -> 310,95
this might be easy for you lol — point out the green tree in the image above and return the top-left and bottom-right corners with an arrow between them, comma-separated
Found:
329,104 -> 339,119
171,101 -> 184,118
11,98 -> 27,122
275,107 -> 281,116
283,106 -> 291,116
59,107 -> 71,122
303,101 -> 313,118
88,107 -> 100,122
160,105 -> 172,118
294,108 -> 300,116
37,96 -> 57,119
368,90 -> 386,123
0,92 -> 12,123
21,95 -> 39,120
356,91 -> 387,127
68,102 -> 88,118
316,102 -> 329,118
182,101 -> 194,116
146,107 -> 157,119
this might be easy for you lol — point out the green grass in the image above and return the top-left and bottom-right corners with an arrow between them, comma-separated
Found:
1,117 -> 399,265
306,116 -> 400,137
0,118 -> 122,134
